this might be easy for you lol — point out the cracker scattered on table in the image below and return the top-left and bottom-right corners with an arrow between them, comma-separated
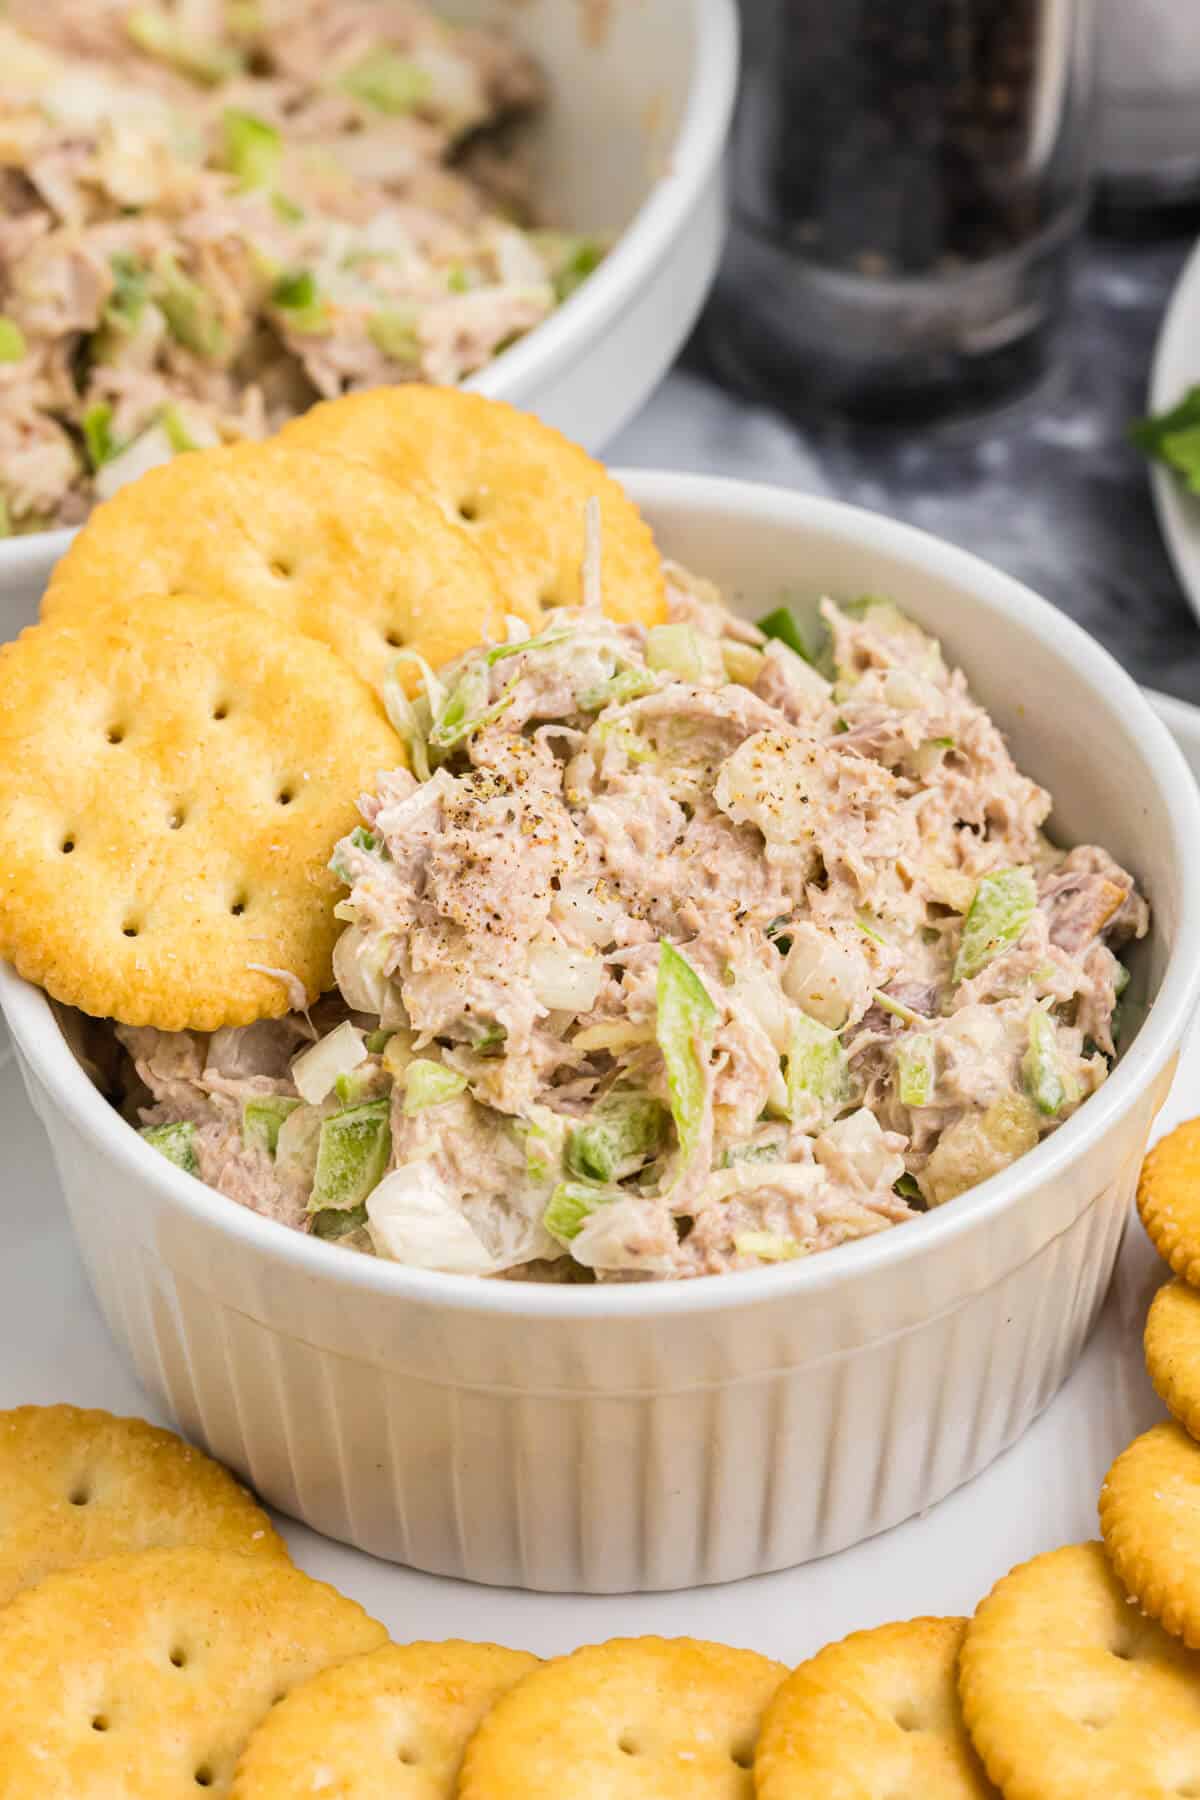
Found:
0,594 -> 403,1029
756,1617 -> 997,1799
1138,1118 -> 1200,1285
0,1545 -> 387,1798
458,1635 -> 785,1798
1145,1278 -> 1200,1443
1100,1421 -> 1200,1648
279,386 -> 666,630
959,1542 -> 1200,1800
43,443 -> 506,695
0,1405 -> 286,1608
233,1639 -> 538,1798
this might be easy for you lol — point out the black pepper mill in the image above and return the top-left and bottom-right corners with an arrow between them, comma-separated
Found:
709,0 -> 1096,423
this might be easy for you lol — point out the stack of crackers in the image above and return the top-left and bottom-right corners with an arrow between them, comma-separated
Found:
0,387 -> 665,1032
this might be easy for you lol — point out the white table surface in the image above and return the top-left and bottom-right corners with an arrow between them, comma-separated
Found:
5,693 -> 1198,1665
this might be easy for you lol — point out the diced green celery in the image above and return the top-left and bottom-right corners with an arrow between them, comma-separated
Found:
733,1231 -> 803,1262
403,1059 -> 468,1114
428,666 -> 515,751
896,1034 -> 935,1108
0,317 -> 26,362
1114,962 -> 1132,998
160,404 -> 199,455
339,47 -> 433,115
1022,1009 -> 1073,1117
894,1172 -> 925,1206
365,1029 -> 394,1055
311,1203 -> 368,1240
953,867 -> 1038,983
309,1100 -> 391,1214
368,309 -> 420,364
158,261 -> 228,359
270,269 -> 329,335
107,255 -> 149,329
646,623 -> 704,681
543,1179 -> 619,1245
447,264 -> 471,293
785,1013 -> 849,1124
484,624 -> 574,666
722,1138 -> 784,1167
82,404 -> 118,471
565,1093 -> 667,1183
328,825 -> 384,884
722,641 -> 765,685
140,1121 -> 199,1175
549,235 -> 604,302
656,942 -> 718,1170
756,601 -> 834,678
127,8 -> 242,82
241,1095 -> 300,1157
221,107 -> 282,189
578,666 -> 655,711
271,191 -> 305,224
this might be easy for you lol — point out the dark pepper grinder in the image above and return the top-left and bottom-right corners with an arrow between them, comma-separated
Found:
708,0 -> 1096,424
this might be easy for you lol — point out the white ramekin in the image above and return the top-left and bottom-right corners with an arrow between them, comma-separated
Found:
5,475 -> 1200,1594
0,0 -> 739,633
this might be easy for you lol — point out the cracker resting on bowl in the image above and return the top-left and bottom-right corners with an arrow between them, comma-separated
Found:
42,442 -> 506,696
0,593 -> 403,1029
280,386 -> 667,630
0,1405 -> 286,1607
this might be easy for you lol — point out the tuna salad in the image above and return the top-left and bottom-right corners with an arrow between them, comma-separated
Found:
105,565 -> 1149,1281
0,1 -> 598,532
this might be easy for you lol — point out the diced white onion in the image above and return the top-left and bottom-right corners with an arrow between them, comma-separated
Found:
528,941 -> 602,1015
782,924 -> 869,1030
291,1021 -> 367,1105
731,963 -> 793,1054
550,881 -> 621,948
332,925 -> 391,1018
94,424 -> 176,501
366,1167 -> 495,1272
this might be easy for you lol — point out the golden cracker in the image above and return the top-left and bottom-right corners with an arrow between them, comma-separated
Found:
232,1639 -> 538,1799
1100,1421 -> 1200,1647
0,1405 -> 286,1607
1145,1278 -> 1200,1442
960,1542 -> 1200,1800
0,1545 -> 387,1798
756,1617 -> 997,1799
43,442 -> 505,695
458,1635 -> 785,1798
0,593 -> 403,1029
1138,1119 -> 1200,1285
279,386 -> 666,630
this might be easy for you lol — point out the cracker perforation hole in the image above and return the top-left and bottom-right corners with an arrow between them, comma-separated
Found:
106,725 -> 126,745
397,1747 -> 420,1765
276,787 -> 293,807
211,702 -> 229,721
61,837 -> 75,854
91,1715 -> 108,1732
894,1703 -> 922,1733
617,1735 -> 639,1756
268,557 -> 293,580
68,1485 -> 90,1505
1110,1641 -> 1134,1661
230,896 -> 247,917
194,1766 -> 213,1788
384,629 -> 405,648
730,1740 -> 755,1769
169,1647 -> 188,1669
457,498 -> 480,523
122,922 -> 139,939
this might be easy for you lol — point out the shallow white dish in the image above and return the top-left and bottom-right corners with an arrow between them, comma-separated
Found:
5,474 -> 1200,1594
1149,236 -> 1200,622
0,0 -> 739,629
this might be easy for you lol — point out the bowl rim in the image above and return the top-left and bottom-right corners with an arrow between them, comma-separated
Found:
5,471 -> 1200,1320
0,0 -> 740,573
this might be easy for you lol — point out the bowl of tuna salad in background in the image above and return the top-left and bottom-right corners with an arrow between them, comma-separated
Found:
0,0 -> 738,623
4,475 -> 1200,1592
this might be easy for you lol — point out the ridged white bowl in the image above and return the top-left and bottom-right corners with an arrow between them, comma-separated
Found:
5,475 -> 1200,1592
0,0 -> 739,629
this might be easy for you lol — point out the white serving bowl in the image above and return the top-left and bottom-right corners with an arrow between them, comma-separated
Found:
5,475 -> 1200,1594
0,0 -> 739,634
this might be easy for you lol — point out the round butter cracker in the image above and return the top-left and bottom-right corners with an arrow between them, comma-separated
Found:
279,386 -> 666,630
43,442 -> 506,695
0,1545 -> 387,1798
1138,1119 -> 1200,1286
0,593 -> 403,1029
756,1617 -> 997,1799
0,1405 -> 286,1608
1145,1278 -> 1200,1442
458,1635 -> 785,1798
233,1639 -> 538,1799
1100,1421 -> 1200,1648
960,1542 -> 1200,1800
